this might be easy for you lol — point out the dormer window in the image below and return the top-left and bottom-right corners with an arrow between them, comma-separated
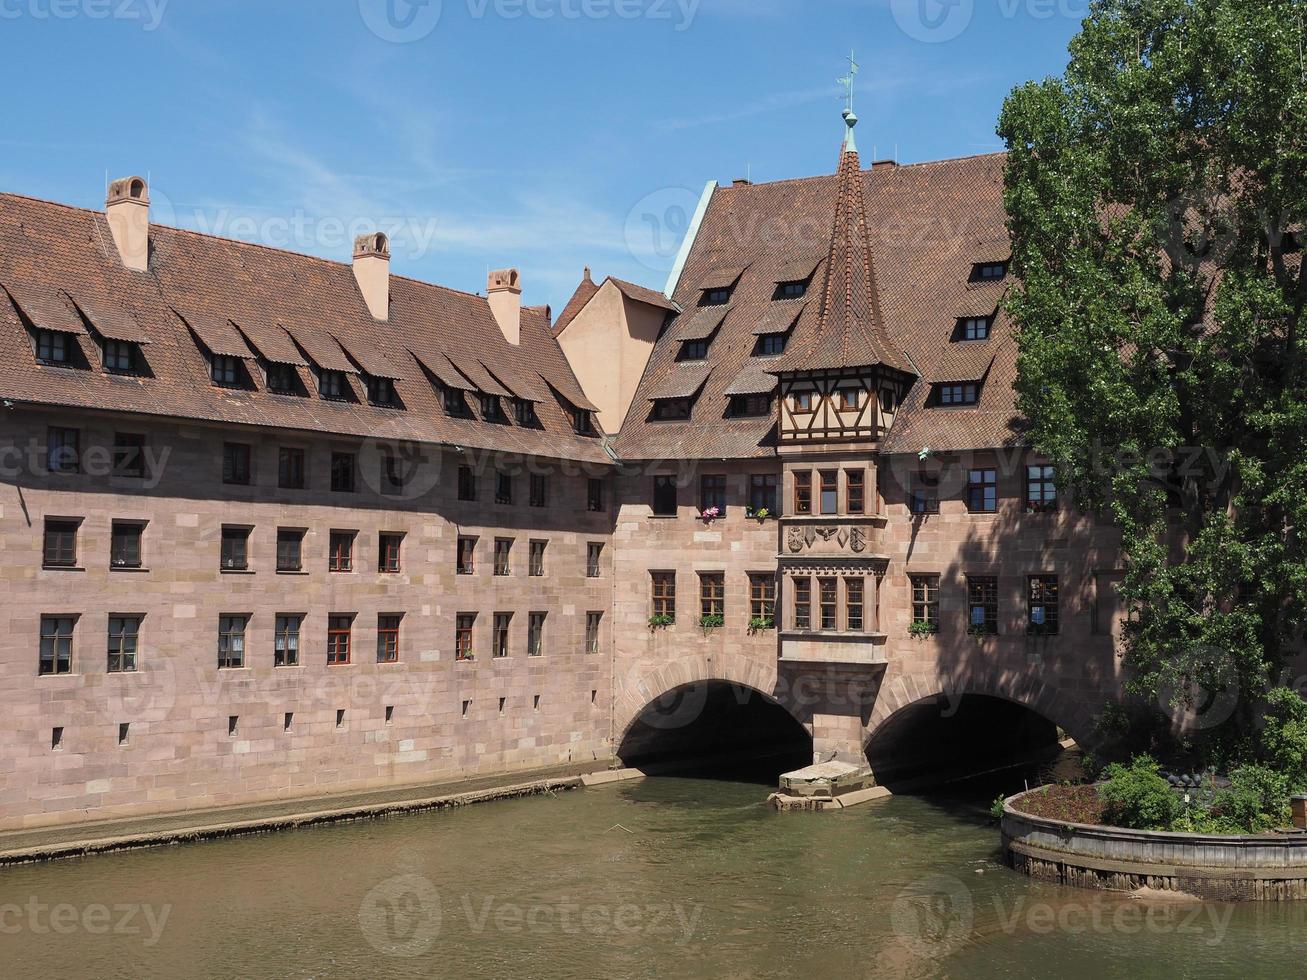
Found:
652,398 -> 691,421
103,339 -> 136,373
880,388 -> 898,414
935,382 -> 979,406
514,399 -> 538,427
572,408 -> 596,434
775,280 -> 807,300
958,316 -> 992,341
36,330 -> 70,364
702,287 -> 732,306
319,369 -> 348,400
680,339 -> 709,361
972,261 -> 1008,282
480,393 -> 507,421
755,333 -> 787,357
728,394 -> 772,417
443,386 -> 471,417
367,376 -> 397,406
792,391 -> 814,413
266,362 -> 297,394
211,354 -> 241,387
839,389 -> 862,411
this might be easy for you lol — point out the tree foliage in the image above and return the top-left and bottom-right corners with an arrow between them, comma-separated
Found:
999,0 -> 1307,745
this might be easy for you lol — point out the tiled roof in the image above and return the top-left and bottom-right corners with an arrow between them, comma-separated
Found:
667,306 -> 728,343
609,277 -> 679,312
0,193 -> 610,465
614,151 -> 1024,459
553,268 -> 599,334
927,342 -> 997,383
646,363 -> 713,401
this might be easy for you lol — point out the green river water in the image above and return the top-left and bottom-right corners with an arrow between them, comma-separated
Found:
2,771 -> 1306,978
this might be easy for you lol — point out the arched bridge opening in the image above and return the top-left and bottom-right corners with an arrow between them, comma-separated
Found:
865,693 -> 1063,792
617,681 -> 812,783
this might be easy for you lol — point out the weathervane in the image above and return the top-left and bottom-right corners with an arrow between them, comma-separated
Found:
838,51 -> 860,116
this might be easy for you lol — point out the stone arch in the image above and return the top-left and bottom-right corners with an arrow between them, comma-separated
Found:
613,652 -> 796,751
863,671 -> 1097,751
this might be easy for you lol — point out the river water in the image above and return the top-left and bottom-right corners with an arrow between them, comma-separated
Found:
3,771 -> 1307,979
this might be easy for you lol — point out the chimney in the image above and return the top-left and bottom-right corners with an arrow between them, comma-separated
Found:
106,176 -> 150,272
353,232 -> 391,320
732,177 -> 752,187
487,268 -> 522,346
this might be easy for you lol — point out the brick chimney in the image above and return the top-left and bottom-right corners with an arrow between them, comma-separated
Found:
353,232 -> 391,320
106,176 -> 150,272
487,268 -> 522,346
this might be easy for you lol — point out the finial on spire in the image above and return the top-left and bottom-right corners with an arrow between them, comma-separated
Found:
837,50 -> 860,152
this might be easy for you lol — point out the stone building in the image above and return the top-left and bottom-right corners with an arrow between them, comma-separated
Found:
0,113 -> 1125,831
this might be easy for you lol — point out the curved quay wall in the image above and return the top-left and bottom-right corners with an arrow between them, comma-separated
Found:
1001,789 -> 1307,902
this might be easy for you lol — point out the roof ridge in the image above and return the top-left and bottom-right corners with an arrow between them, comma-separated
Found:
712,150 -> 1008,192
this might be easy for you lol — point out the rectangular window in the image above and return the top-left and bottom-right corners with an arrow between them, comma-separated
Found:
911,472 -> 940,514
514,399 -> 538,427
845,578 -> 865,632
967,469 -> 997,513
223,443 -> 252,486
443,386 -> 470,417
700,573 -> 725,622
1027,465 -> 1058,513
212,354 -> 240,387
911,575 -> 940,632
529,474 -> 548,508
794,471 -> 812,515
651,572 -> 676,621
652,398 -> 692,421
839,388 -> 861,411
750,573 -> 776,623
319,370 -> 347,399
819,577 -> 838,631
377,615 -> 401,663
378,533 -> 403,573
730,394 -> 774,417
276,528 -> 305,572
961,316 -> 991,341
274,615 -> 302,667
587,478 -> 604,512
46,427 -> 80,474
846,471 -> 865,515
218,615 -> 247,669
327,614 -> 353,665
968,576 -> 998,634
329,531 -> 356,572
278,447 -> 306,490
1028,575 -> 1060,635
458,465 -> 477,502
494,537 -> 513,576
528,539 -> 546,577
266,362 -> 296,393
587,542 -> 603,579
792,390 -> 813,413
527,612 -> 546,657
43,519 -> 79,568
777,280 -> 807,299
456,613 -> 476,661
39,616 -> 75,675
703,287 -> 732,306
819,471 -> 839,515
681,339 -> 709,361
757,334 -> 786,357
331,452 -> 357,493
493,613 -> 512,659
110,522 -> 143,569
457,537 -> 477,575
585,612 -> 602,654
380,451 -> 405,496
793,576 -> 811,630
495,471 -> 513,505
700,474 -> 726,515
973,261 -> 1008,282
574,408 -> 596,435
104,339 -> 134,373
220,526 -> 250,571
107,615 -> 140,672
749,474 -> 778,514
37,329 -> 70,364
652,476 -> 679,516
479,393 -> 501,420
112,433 -> 146,478
368,376 -> 397,406
937,383 -> 979,406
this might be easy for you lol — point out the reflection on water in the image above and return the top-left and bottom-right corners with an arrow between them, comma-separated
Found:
2,768 -> 1307,979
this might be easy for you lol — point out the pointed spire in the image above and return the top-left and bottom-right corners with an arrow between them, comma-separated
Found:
777,107 -> 908,374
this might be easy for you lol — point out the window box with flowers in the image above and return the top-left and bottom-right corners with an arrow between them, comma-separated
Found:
908,619 -> 939,639
699,506 -> 722,524
698,613 -> 725,633
648,614 -> 675,630
748,617 -> 775,633
744,507 -> 773,522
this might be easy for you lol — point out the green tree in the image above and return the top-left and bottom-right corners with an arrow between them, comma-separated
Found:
998,0 -> 1307,748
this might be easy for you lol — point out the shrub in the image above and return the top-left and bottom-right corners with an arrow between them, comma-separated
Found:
1097,755 -> 1182,830
1212,765 -> 1292,833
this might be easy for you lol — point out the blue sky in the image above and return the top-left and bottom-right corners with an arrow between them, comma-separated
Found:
0,0 -> 1083,309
